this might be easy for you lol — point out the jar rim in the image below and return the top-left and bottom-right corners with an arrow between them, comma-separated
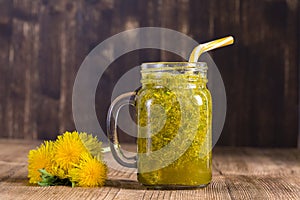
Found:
141,62 -> 207,73
142,62 -> 207,68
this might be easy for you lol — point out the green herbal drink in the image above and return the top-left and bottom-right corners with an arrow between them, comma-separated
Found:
136,62 -> 212,188
108,36 -> 233,188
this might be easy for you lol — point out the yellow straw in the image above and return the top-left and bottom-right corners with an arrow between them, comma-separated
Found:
188,36 -> 234,62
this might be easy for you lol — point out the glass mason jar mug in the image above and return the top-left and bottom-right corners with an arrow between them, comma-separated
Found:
107,62 -> 212,188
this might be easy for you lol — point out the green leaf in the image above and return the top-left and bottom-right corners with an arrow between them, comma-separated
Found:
37,169 -> 72,187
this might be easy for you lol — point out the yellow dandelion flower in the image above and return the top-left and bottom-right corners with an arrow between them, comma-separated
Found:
28,141 -> 54,184
51,164 -> 67,179
69,152 -> 107,187
79,132 -> 103,161
53,131 -> 88,171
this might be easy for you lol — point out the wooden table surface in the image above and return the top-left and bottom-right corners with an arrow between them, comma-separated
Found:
0,139 -> 299,200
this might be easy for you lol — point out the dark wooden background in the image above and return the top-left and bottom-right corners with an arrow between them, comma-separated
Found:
0,0 -> 299,147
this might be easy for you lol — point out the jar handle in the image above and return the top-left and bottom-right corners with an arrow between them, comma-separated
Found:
107,92 -> 137,168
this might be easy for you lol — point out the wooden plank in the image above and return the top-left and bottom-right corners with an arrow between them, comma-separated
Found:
188,0 -> 212,42
37,0 -> 76,139
0,140 -> 299,199
138,0 -> 162,62
209,0 -> 241,146
213,147 -> 300,176
298,0 -> 300,149
4,0 -> 41,139
213,0 -> 299,147
0,0 -> 13,138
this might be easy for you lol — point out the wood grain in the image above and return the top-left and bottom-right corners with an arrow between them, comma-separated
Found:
0,140 -> 299,200
0,0 -> 298,147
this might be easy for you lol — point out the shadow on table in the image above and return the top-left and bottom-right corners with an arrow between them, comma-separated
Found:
105,179 -> 209,190
105,179 -> 146,190
3,177 -> 29,184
